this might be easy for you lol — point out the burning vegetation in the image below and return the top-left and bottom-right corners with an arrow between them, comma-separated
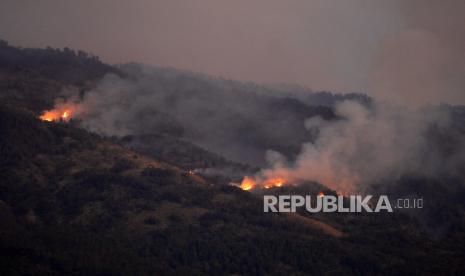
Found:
39,107 -> 74,122
238,176 -> 341,199
239,176 -> 286,191
239,176 -> 255,191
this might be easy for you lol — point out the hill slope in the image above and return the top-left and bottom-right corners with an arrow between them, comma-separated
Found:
0,41 -> 465,275
2,104 -> 464,275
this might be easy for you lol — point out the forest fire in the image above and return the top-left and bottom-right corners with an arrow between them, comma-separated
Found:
40,109 -> 73,122
238,176 -> 345,199
264,178 -> 285,189
240,176 -> 286,191
240,176 -> 255,191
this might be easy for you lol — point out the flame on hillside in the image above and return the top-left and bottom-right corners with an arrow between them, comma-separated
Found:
40,106 -> 76,122
240,176 -> 255,191
239,176 -> 286,191
238,176 -> 348,198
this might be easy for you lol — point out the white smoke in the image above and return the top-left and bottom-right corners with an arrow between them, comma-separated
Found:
258,100 -> 463,193
49,65 -> 464,196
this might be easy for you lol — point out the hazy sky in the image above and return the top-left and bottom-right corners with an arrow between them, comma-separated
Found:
1,0 -> 464,104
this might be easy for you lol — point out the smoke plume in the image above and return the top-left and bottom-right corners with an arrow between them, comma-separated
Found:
257,100 -> 465,193
67,64 -> 338,166
37,59 -> 463,195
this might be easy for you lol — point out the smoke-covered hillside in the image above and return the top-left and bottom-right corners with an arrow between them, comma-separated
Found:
72,63 -> 369,166
36,60 -> 465,196
0,40 -> 122,113
1,85 -> 464,276
1,41 -> 465,275
2,0 -> 465,274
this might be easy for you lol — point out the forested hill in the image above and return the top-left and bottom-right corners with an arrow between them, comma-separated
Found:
1,40 -> 464,275
0,40 -> 368,166
1,103 -> 463,275
0,40 -> 121,86
0,40 -> 122,113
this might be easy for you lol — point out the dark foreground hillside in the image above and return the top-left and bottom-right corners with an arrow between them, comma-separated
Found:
0,41 -> 465,275
2,104 -> 465,275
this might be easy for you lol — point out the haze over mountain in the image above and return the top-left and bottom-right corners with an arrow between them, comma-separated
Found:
1,0 -> 464,105
1,1 -> 465,274
1,36 -> 465,275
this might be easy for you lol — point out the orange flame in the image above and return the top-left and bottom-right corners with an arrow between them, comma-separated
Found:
40,109 -> 72,122
264,178 -> 285,189
317,191 -> 325,197
239,176 -> 287,191
240,176 -> 255,191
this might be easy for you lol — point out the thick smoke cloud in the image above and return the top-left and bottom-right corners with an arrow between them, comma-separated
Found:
258,101 -> 465,193
70,65 -> 336,166
61,65 -> 465,194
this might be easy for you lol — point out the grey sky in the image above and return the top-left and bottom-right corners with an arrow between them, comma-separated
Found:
1,1 -> 464,104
